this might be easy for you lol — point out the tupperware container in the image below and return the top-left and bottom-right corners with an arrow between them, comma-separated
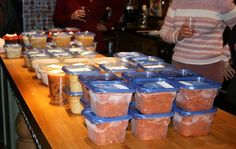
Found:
82,108 -> 132,145
31,58 -> 60,73
99,62 -> 137,77
113,51 -> 146,62
46,48 -> 65,54
128,56 -> 164,66
29,33 -> 47,49
132,78 -> 179,114
4,44 -> 22,59
48,69 -> 67,106
21,31 -> 37,47
85,80 -> 134,117
52,32 -> 72,48
78,73 -> 121,105
23,50 -> 42,68
121,71 -> 160,82
158,69 -> 201,79
174,77 -> 221,111
66,91 -> 83,114
173,106 -> 217,137
51,51 -> 73,62
28,53 -> 51,69
74,31 -> 95,47
129,108 -> 174,140
62,65 -> 100,93
137,61 -> 175,72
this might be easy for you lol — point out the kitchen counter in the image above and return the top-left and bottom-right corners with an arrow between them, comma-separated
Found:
1,54 -> 236,149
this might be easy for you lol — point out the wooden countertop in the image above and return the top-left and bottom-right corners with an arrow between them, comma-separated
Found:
1,54 -> 236,149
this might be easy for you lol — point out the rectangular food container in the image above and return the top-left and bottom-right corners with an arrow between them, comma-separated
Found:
85,80 -> 134,117
82,108 -> 132,145
4,44 -> 22,59
121,71 -> 159,82
128,56 -> 163,66
113,51 -> 146,62
174,77 -> 221,111
129,108 -> 174,140
66,91 -> 83,114
137,61 -> 175,72
28,53 -> 51,68
173,106 -> 217,137
132,78 -> 179,114
158,69 -> 201,80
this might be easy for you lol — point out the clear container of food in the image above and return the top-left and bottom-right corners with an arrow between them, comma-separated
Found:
78,73 -> 120,105
129,108 -> 174,140
137,61 -> 175,72
48,69 -> 67,106
22,50 -> 41,68
174,77 -> 221,111
132,78 -> 179,114
121,71 -> 159,82
28,53 -> 51,69
29,33 -> 47,49
86,80 -> 134,117
21,31 -> 37,47
4,44 -> 22,59
82,108 -> 131,145
173,106 -> 217,137
52,32 -> 72,48
74,31 -> 95,47
62,65 -> 100,93
46,48 -> 65,54
158,69 -> 201,80
66,91 -> 83,114
113,51 -> 146,62
128,56 -> 164,66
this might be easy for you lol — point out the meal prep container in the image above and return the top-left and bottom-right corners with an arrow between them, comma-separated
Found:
113,51 -> 146,62
137,61 -> 175,72
52,32 -> 72,48
29,33 -> 47,49
66,91 -> 83,114
128,56 -> 164,66
4,44 -> 22,59
74,31 -> 95,47
121,71 -> 159,82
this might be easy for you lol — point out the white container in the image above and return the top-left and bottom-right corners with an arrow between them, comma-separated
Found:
4,44 -> 22,59
66,92 -> 83,114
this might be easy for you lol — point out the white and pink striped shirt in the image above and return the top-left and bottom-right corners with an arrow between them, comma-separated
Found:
160,0 -> 236,65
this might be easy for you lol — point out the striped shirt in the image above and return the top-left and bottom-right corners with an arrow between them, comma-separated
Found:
160,0 -> 236,65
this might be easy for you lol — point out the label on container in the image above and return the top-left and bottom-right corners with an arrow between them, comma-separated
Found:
69,68 -> 91,72
108,66 -> 127,70
113,84 -> 129,89
156,81 -> 174,88
145,65 -> 164,68
179,81 -> 193,86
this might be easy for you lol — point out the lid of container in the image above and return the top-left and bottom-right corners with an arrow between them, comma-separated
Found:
47,69 -> 65,75
52,32 -> 71,37
65,27 -> 80,32
132,78 -> 179,93
128,56 -> 164,65
62,65 -> 100,75
47,48 -> 65,54
82,108 -> 132,124
85,80 -> 134,93
78,50 -> 97,57
48,28 -> 63,33
174,106 -> 217,116
80,97 -> 90,107
129,108 -> 174,119
79,73 -> 120,84
66,91 -> 83,96
138,61 -> 175,71
21,31 -> 37,36
75,31 -> 95,37
158,69 -> 201,79
99,63 -> 137,73
113,52 -> 146,59
29,53 -> 50,59
3,34 -> 18,40
174,77 -> 222,90
30,33 -> 47,38
4,43 -> 22,48
68,47 -> 85,53
121,71 -> 159,81
23,50 -> 41,56
52,52 -> 72,57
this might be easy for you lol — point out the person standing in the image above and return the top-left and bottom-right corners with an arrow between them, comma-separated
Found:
160,0 -> 236,83
53,0 -> 125,53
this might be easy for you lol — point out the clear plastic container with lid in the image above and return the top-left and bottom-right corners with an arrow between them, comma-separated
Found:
62,65 -> 100,93
113,51 -> 146,62
28,53 -> 51,68
129,108 -> 174,140
174,77 -> 221,111
132,78 -> 179,114
52,32 -> 72,48
99,62 -> 137,77
158,69 -> 201,80
78,73 -> 121,105
128,56 -> 164,66
21,31 -> 37,47
137,61 -> 175,72
66,91 -> 83,114
173,106 -> 217,137
85,80 -> 134,117
29,33 -> 47,49
46,48 -> 65,54
82,108 -> 132,145
23,50 -> 42,67
4,44 -> 22,59
74,31 -> 95,47
121,71 -> 159,82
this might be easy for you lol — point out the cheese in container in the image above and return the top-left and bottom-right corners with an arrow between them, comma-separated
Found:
128,56 -> 164,66
66,91 -> 83,114
78,73 -> 121,106
174,77 -> 221,112
82,108 -> 132,145
129,108 -> 174,140
113,51 -> 146,62
158,69 -> 201,80
137,61 -> 175,72
132,78 -> 179,114
4,44 -> 22,59
85,80 -> 134,117
121,71 -> 160,82
173,106 -> 217,137
62,65 -> 100,93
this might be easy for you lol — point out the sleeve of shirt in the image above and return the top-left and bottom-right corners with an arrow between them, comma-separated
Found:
221,0 -> 236,29
160,3 -> 179,44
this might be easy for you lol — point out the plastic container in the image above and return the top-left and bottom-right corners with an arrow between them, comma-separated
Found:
121,71 -> 159,82
174,77 -> 221,111
52,32 -> 72,48
129,108 -> 174,140
74,31 -> 95,47
46,48 -> 65,54
86,80 -> 134,117
51,52 -> 73,62
158,69 -> 201,79
32,58 -> 60,74
99,62 -> 137,77
62,65 -> 100,93
29,33 -> 47,49
113,52 -> 146,62
93,57 -> 121,65
132,78 -> 179,114
128,56 -> 164,66
78,73 -> 120,105
28,53 -> 51,69
82,108 -> 131,145
21,31 -> 37,47
4,44 -> 22,59
173,107 -> 217,137
48,70 -> 67,105
137,61 -> 175,72
66,91 -> 83,114
22,50 -> 41,68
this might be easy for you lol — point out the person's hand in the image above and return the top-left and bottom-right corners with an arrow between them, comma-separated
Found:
71,7 -> 86,22
96,23 -> 107,31
178,24 -> 194,41
224,60 -> 236,80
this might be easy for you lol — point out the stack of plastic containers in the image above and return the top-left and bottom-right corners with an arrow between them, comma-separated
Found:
82,80 -> 134,145
130,78 -> 179,140
172,76 -> 221,136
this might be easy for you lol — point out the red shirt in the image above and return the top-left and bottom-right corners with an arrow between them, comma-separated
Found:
53,0 -> 125,52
